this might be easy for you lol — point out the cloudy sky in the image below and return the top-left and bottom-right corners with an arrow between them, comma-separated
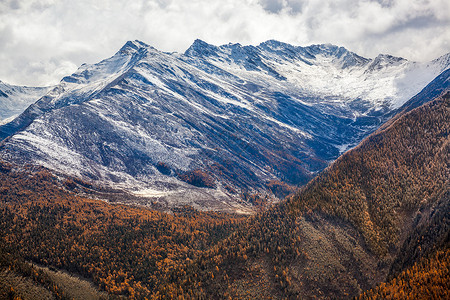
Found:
1,0 -> 449,86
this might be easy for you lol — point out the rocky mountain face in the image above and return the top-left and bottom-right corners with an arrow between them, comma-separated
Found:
0,40 -> 449,212
0,81 -> 50,125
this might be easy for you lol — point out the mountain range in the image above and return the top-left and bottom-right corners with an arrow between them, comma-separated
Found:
0,40 -> 449,212
0,39 -> 448,299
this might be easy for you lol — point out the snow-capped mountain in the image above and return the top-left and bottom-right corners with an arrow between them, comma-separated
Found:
0,81 -> 51,125
0,40 -> 448,212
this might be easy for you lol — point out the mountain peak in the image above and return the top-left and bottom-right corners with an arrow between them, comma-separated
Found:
374,53 -> 406,61
184,39 -> 219,57
301,43 -> 370,68
223,42 -> 243,49
306,43 -> 348,56
367,53 -> 407,71
259,40 -> 294,50
118,40 -> 150,55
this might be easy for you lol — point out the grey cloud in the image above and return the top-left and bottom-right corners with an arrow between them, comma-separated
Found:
287,0 -> 303,14
387,13 -> 450,35
0,24 -> 13,49
260,0 -> 284,13
9,0 -> 20,10
259,0 -> 303,14
369,0 -> 394,8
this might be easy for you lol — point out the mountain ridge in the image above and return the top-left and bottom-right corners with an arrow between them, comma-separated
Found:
0,39 -> 449,212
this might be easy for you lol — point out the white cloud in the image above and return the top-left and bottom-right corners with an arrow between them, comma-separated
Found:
0,0 -> 449,86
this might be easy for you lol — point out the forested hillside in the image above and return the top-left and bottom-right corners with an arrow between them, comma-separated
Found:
358,249 -> 449,299
0,162 -> 245,298
290,91 -> 449,254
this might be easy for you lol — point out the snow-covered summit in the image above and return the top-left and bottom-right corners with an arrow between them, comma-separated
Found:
185,39 -> 220,57
118,40 -> 150,54
366,54 -> 407,72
